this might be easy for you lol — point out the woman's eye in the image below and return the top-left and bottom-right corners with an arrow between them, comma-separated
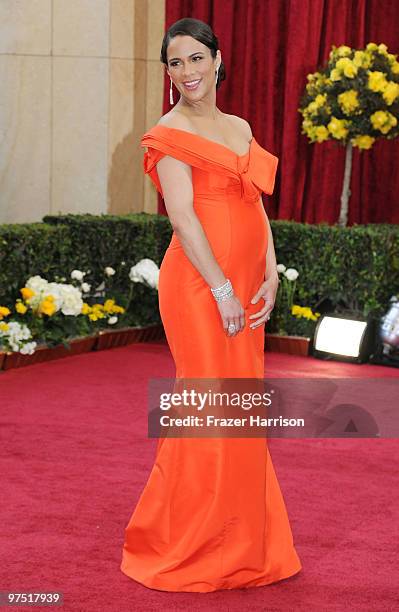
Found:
170,55 -> 202,66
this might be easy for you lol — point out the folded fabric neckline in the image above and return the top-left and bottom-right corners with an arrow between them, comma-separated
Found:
151,124 -> 254,159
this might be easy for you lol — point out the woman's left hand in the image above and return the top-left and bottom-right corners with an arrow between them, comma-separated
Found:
248,274 -> 279,329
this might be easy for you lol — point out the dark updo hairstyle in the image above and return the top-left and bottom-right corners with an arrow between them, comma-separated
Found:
160,17 -> 226,90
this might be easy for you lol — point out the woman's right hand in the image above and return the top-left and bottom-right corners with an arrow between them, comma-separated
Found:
216,294 -> 245,337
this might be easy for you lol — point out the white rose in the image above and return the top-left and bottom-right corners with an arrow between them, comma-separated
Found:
285,268 -> 299,281
81,282 -> 91,293
26,275 -> 48,291
4,322 -> 34,352
5,321 -> 15,334
58,285 -> 84,316
108,316 -> 118,325
276,264 -> 286,273
71,270 -> 84,281
20,341 -> 37,355
46,283 -> 64,311
20,325 -> 31,340
129,268 -> 142,283
26,276 -> 49,307
104,267 -> 116,276
129,258 -> 159,290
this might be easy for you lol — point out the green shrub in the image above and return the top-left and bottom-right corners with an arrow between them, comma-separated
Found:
1,215 -> 398,330
270,220 -> 399,318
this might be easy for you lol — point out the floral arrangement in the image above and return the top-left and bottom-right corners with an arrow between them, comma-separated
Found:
269,264 -> 320,337
298,42 -> 399,225
0,258 -> 160,354
299,42 -> 399,148
0,308 -> 37,355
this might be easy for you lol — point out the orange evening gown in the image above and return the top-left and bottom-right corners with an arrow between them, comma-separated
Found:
120,125 -> 302,592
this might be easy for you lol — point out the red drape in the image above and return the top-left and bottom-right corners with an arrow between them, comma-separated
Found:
156,0 -> 399,224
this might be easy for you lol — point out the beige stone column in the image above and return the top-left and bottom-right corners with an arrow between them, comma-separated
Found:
109,0 -> 165,215
0,0 -> 165,224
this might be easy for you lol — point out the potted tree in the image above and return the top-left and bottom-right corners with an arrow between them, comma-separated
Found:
298,42 -> 399,227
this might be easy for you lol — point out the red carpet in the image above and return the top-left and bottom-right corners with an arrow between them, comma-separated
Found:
0,344 -> 398,611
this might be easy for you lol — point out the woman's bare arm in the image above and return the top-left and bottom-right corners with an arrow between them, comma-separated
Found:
260,202 -> 278,282
246,200 -> 279,328
156,152 -> 246,335
156,154 -> 227,289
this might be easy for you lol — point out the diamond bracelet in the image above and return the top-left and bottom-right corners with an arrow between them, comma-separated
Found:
210,278 -> 234,302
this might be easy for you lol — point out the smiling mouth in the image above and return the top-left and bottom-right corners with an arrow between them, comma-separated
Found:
183,79 -> 202,90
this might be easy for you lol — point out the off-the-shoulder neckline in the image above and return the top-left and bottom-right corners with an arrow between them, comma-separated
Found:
149,124 -> 254,159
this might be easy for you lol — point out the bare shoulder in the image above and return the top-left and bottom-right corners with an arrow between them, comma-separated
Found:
156,111 -> 196,134
224,113 -> 253,141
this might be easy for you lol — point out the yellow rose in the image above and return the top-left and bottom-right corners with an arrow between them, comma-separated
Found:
314,125 -> 329,142
307,101 -> 320,114
315,94 -> 327,106
366,42 -> 378,51
367,71 -> 388,92
370,110 -> 397,134
89,313 -> 98,321
15,302 -> 28,314
391,62 -> 399,74
353,50 -> 370,69
351,135 -> 375,149
0,322 -> 9,332
0,306 -> 11,319
338,90 -> 360,114
335,58 -> 357,78
335,57 -> 351,71
38,299 -> 57,316
382,81 -> 399,105
337,45 -> 352,57
330,68 -> 342,81
20,287 -> 35,301
104,299 -> 116,313
81,303 -> 92,315
378,43 -> 388,54
328,117 -> 349,139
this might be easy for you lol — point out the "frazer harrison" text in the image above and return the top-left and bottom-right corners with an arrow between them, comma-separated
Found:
159,415 -> 305,427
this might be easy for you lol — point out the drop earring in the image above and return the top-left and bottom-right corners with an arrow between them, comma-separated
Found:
169,77 -> 174,105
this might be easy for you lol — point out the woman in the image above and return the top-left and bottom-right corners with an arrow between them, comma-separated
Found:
121,17 -> 302,592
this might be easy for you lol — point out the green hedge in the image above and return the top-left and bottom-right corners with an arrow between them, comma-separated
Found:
270,220 -> 399,317
0,222 -> 72,301
1,214 -> 398,324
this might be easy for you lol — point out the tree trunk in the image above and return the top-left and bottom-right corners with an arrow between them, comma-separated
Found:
337,142 -> 353,227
